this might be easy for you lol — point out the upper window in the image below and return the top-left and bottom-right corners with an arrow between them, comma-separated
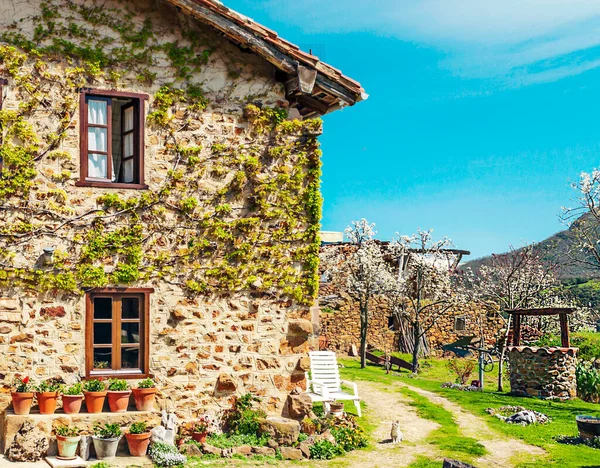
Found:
85,289 -> 152,378
78,89 -> 148,189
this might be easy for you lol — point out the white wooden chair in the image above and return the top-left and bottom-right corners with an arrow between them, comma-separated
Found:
304,351 -> 362,417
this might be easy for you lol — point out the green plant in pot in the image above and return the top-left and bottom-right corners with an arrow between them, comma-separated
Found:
83,379 -> 107,414
11,376 -> 34,415
36,380 -> 62,415
92,422 -> 122,459
132,378 -> 158,411
55,425 -> 81,460
107,379 -> 131,413
125,421 -> 151,456
61,382 -> 84,414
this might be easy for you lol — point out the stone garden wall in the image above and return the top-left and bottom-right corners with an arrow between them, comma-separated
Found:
319,244 -> 505,355
507,346 -> 578,399
0,0 -> 322,419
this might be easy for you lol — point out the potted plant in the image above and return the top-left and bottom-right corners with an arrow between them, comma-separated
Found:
190,414 -> 212,443
125,421 -> 151,456
329,401 -> 344,416
36,380 -> 61,415
61,382 -> 84,414
11,376 -> 34,415
55,425 -> 81,460
107,379 -> 131,412
91,422 -> 122,459
132,378 -> 157,411
83,378 -> 107,413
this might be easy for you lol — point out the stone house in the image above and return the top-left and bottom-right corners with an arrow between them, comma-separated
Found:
0,0 -> 365,421
319,242 -> 505,355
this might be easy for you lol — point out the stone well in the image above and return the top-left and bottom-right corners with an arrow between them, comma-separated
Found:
507,346 -> 578,400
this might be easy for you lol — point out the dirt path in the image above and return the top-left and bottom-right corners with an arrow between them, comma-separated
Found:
397,382 -> 546,467
327,381 -> 441,467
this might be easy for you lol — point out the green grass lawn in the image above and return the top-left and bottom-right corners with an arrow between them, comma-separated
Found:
340,357 -> 600,468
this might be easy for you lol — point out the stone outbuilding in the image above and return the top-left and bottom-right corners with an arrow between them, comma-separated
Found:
0,0 -> 365,425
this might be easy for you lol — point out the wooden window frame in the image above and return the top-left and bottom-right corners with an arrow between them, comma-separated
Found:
77,89 -> 149,190
85,288 -> 153,379
0,79 -> 5,172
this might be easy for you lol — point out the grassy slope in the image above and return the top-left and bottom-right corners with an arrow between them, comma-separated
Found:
339,358 -> 600,468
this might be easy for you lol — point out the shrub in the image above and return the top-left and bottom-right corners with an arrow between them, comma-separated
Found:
93,422 -> 122,439
446,359 -> 477,385
55,425 -> 79,437
130,422 -> 148,434
205,432 -> 268,449
331,425 -> 368,452
148,442 -> 187,467
226,393 -> 266,436
576,361 -> 600,403
107,379 -> 129,391
309,439 -> 344,460
62,382 -> 83,395
83,379 -> 105,392
89,463 -> 110,468
138,378 -> 156,389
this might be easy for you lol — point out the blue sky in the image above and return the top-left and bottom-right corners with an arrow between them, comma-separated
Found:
226,0 -> 600,259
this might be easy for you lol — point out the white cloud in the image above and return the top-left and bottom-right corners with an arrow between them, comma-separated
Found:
259,0 -> 600,84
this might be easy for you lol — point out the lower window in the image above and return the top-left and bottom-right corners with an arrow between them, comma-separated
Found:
454,316 -> 466,332
85,289 -> 151,378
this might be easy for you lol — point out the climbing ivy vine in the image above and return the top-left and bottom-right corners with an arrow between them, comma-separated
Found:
0,0 -> 322,305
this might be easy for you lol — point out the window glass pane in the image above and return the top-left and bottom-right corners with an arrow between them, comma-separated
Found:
88,127 -> 107,152
122,297 -> 139,319
93,349 -> 112,369
124,106 -> 134,132
93,323 -> 112,344
121,347 -> 139,369
88,153 -> 107,179
122,322 -> 140,344
123,133 -> 133,157
122,158 -> 134,183
88,100 -> 107,125
93,297 -> 112,319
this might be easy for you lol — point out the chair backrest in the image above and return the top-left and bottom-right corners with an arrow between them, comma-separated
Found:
309,351 -> 341,394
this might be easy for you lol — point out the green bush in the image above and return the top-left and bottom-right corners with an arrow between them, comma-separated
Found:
107,379 -> 129,391
205,432 -> 268,448
129,422 -> 148,434
535,333 -> 600,361
331,425 -> 368,452
226,393 -> 266,436
309,439 -> 344,460
576,361 -> 600,403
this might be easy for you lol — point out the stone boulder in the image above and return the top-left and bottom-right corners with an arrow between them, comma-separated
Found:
284,393 -> 314,421
280,446 -> 303,460
258,417 -> 300,445
214,373 -> 237,396
443,459 -> 476,468
7,421 -> 49,462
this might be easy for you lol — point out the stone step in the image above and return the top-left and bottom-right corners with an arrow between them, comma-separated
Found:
2,409 -> 160,457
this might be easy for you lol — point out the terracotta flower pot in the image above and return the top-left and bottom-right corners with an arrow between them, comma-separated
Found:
107,390 -> 131,413
36,391 -> 59,415
62,394 -> 84,414
84,391 -> 107,413
132,387 -> 157,411
191,431 -> 208,443
11,392 -> 34,415
125,432 -> 151,456
56,435 -> 81,459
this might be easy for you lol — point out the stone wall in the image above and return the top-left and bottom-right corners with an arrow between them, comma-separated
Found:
0,0 -> 322,419
319,244 -> 505,355
507,346 -> 578,399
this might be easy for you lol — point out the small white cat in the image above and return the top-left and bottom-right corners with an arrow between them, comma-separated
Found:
390,420 -> 403,443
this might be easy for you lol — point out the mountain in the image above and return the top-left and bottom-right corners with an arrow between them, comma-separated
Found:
463,213 -> 599,282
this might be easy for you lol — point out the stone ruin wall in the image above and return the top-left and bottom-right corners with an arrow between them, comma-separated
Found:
319,244 -> 505,355
507,346 -> 578,399
0,0 -> 321,419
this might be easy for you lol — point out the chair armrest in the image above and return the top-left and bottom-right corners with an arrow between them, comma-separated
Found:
340,379 -> 359,397
310,380 -> 330,399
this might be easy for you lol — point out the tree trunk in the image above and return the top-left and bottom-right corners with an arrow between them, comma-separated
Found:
411,322 -> 420,373
360,302 -> 369,369
497,315 -> 512,392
